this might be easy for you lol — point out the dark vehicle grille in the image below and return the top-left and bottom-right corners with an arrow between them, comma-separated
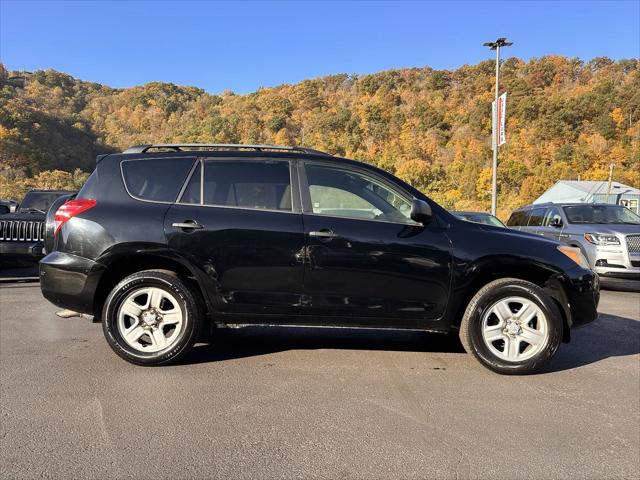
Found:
0,220 -> 45,242
627,235 -> 640,254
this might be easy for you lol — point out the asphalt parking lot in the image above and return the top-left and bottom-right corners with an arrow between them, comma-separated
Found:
0,283 -> 638,479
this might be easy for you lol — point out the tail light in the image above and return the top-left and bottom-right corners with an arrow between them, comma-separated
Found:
54,199 -> 96,236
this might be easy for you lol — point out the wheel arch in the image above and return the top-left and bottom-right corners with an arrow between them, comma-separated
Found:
451,256 -> 572,342
92,248 -> 213,320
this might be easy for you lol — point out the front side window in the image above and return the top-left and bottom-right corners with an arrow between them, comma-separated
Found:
202,161 -> 292,211
542,207 -> 562,227
121,157 -> 195,203
304,163 -> 415,223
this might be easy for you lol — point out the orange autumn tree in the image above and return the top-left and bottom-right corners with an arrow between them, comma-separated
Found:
1,57 -> 638,218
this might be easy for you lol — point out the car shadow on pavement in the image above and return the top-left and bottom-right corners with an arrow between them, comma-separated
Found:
180,312 -> 640,371
545,312 -> 640,373
181,326 -> 466,365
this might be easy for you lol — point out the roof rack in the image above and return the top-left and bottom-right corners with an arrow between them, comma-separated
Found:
122,143 -> 331,156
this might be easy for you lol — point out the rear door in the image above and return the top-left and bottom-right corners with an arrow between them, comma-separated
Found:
523,207 -> 547,236
298,161 -> 452,328
164,158 -> 306,316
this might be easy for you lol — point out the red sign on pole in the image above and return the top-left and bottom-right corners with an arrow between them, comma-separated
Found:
492,92 -> 507,148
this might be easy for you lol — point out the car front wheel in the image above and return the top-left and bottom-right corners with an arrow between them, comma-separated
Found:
102,270 -> 202,366
459,278 -> 563,375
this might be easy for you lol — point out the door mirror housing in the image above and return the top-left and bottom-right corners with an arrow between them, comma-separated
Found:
550,216 -> 563,228
410,199 -> 432,224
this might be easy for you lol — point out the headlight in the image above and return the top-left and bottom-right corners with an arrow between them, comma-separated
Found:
557,245 -> 590,269
584,233 -> 620,246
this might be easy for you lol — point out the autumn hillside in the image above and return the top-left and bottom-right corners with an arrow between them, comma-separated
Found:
1,57 -> 638,218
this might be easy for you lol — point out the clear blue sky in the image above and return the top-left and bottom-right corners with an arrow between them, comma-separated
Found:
1,0 -> 638,94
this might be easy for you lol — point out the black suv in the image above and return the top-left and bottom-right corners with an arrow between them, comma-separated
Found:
39,144 -> 599,374
0,189 -> 74,270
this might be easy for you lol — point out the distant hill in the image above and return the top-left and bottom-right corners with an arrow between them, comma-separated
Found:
1,57 -> 638,217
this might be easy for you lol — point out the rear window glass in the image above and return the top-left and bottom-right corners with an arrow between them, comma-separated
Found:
527,208 -> 547,227
203,161 -> 291,211
507,211 -> 527,226
121,158 -> 195,202
77,170 -> 98,200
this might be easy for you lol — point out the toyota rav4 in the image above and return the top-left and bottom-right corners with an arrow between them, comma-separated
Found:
39,144 -> 599,374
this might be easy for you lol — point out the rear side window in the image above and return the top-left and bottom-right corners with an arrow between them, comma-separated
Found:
527,208 -> 547,227
203,161 -> 292,211
179,166 -> 202,204
507,211 -> 527,226
121,158 -> 195,202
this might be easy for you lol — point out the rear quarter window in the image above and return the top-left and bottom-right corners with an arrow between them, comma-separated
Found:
507,211 -> 527,226
121,157 -> 196,203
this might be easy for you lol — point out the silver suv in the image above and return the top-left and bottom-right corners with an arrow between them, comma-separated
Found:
507,203 -> 640,282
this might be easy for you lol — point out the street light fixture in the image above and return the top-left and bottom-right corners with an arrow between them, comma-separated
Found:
484,37 -> 512,216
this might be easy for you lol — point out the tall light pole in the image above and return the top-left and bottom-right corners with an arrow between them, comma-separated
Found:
483,37 -> 512,215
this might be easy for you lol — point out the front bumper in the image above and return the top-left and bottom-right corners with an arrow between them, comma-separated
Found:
597,269 -> 640,281
39,251 -> 105,314
0,241 -> 45,268
558,265 -> 600,329
590,241 -> 640,281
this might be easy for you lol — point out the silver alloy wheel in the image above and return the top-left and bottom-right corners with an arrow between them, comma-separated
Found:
117,287 -> 184,353
481,296 -> 549,362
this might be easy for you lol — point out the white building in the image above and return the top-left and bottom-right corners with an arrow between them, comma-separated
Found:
534,180 -> 640,214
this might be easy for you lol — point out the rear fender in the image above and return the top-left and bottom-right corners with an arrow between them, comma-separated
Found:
93,244 -> 222,318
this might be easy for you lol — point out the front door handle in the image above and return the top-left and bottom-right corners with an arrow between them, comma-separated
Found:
309,229 -> 338,239
172,220 -> 204,230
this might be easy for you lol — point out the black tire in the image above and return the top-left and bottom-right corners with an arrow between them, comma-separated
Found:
102,270 -> 202,366
459,278 -> 563,375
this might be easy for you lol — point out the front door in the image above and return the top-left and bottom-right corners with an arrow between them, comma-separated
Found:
299,161 -> 452,328
164,158 -> 306,316
538,207 -> 563,241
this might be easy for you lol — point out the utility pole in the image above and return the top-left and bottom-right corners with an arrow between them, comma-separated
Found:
483,37 -> 512,215
605,163 -> 615,203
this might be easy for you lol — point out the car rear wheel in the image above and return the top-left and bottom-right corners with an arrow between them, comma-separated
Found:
102,270 -> 201,366
459,278 -> 563,375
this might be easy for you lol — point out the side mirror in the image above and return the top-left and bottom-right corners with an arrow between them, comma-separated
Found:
410,199 -> 432,224
550,216 -> 563,228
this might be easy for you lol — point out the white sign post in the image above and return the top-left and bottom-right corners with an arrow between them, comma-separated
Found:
484,37 -> 512,216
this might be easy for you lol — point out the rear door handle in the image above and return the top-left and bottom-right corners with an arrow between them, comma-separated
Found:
309,229 -> 338,239
172,220 -> 204,230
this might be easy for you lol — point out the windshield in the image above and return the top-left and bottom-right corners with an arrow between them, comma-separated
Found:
19,192 -> 66,213
563,205 -> 640,225
455,213 -> 506,228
